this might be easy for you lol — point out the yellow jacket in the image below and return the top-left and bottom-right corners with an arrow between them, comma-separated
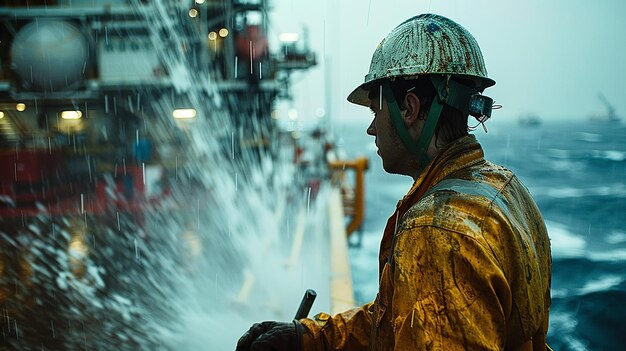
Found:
301,135 -> 552,350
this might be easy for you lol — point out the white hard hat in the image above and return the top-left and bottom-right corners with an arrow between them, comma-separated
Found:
347,14 -> 495,106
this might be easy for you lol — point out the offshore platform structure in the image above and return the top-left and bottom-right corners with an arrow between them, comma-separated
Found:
0,0 -> 315,349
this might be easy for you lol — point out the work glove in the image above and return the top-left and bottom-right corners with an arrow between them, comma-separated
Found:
236,320 -> 304,351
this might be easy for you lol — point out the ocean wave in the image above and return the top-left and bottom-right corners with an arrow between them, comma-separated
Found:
543,147 -> 626,164
549,159 -> 586,172
548,311 -> 590,351
532,184 -> 626,198
575,132 -> 602,143
547,221 -> 586,259
549,289 -> 626,350
588,249 -> 626,262
576,274 -> 625,295
545,148 -> 570,159
605,231 -> 626,245
554,246 -> 626,263
550,278 -> 626,299
547,221 -> 626,262
592,149 -> 626,162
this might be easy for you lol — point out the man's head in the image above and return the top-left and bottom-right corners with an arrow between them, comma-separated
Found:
365,76 -> 471,176
348,14 -> 495,178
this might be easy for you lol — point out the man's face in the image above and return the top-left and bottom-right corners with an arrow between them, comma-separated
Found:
366,92 -> 407,175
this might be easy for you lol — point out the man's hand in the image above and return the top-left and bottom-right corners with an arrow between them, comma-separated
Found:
236,321 -> 304,351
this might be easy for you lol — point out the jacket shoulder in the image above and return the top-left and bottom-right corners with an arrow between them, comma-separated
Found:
399,162 -> 515,238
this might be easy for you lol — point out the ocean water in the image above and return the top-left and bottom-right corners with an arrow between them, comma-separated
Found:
338,120 -> 626,350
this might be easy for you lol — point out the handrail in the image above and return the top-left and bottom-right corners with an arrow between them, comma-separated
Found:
328,188 -> 355,313
328,157 -> 368,237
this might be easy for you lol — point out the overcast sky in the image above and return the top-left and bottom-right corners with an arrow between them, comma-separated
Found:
268,0 -> 626,127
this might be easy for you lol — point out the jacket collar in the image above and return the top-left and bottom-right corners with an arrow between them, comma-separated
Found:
397,134 -> 484,211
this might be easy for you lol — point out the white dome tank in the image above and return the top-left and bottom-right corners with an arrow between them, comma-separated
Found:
11,20 -> 90,91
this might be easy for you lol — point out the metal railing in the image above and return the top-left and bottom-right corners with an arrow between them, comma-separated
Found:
328,156 -> 369,237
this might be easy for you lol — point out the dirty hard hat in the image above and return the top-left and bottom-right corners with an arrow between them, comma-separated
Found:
347,13 -> 495,106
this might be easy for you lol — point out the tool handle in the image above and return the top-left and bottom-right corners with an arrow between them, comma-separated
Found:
294,289 -> 317,320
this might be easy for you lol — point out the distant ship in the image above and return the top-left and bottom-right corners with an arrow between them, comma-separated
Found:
517,113 -> 542,126
588,93 -> 620,123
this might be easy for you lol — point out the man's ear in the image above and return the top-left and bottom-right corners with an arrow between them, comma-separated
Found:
403,92 -> 421,127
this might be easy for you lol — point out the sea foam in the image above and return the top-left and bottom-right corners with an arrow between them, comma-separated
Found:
546,220 -> 586,259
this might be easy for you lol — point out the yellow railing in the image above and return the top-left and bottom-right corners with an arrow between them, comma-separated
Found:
327,188 -> 355,313
328,157 -> 369,237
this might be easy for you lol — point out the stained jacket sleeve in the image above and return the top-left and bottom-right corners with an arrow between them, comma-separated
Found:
390,225 -> 511,350
300,302 -> 374,351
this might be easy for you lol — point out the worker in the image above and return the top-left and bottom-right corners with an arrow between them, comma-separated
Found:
236,13 -> 552,351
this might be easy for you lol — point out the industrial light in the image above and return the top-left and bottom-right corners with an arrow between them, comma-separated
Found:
0,111 -> 4,119
279,33 -> 300,43
69,237 -> 88,260
208,31 -> 217,41
16,103 -> 26,112
288,108 -> 298,120
219,28 -> 229,37
68,235 -> 89,276
189,8 -> 198,18
61,110 -> 83,120
173,108 -> 197,119
195,0 -> 206,4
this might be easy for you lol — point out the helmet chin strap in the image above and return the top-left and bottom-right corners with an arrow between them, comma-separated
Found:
382,76 -> 448,172
382,75 -> 482,174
